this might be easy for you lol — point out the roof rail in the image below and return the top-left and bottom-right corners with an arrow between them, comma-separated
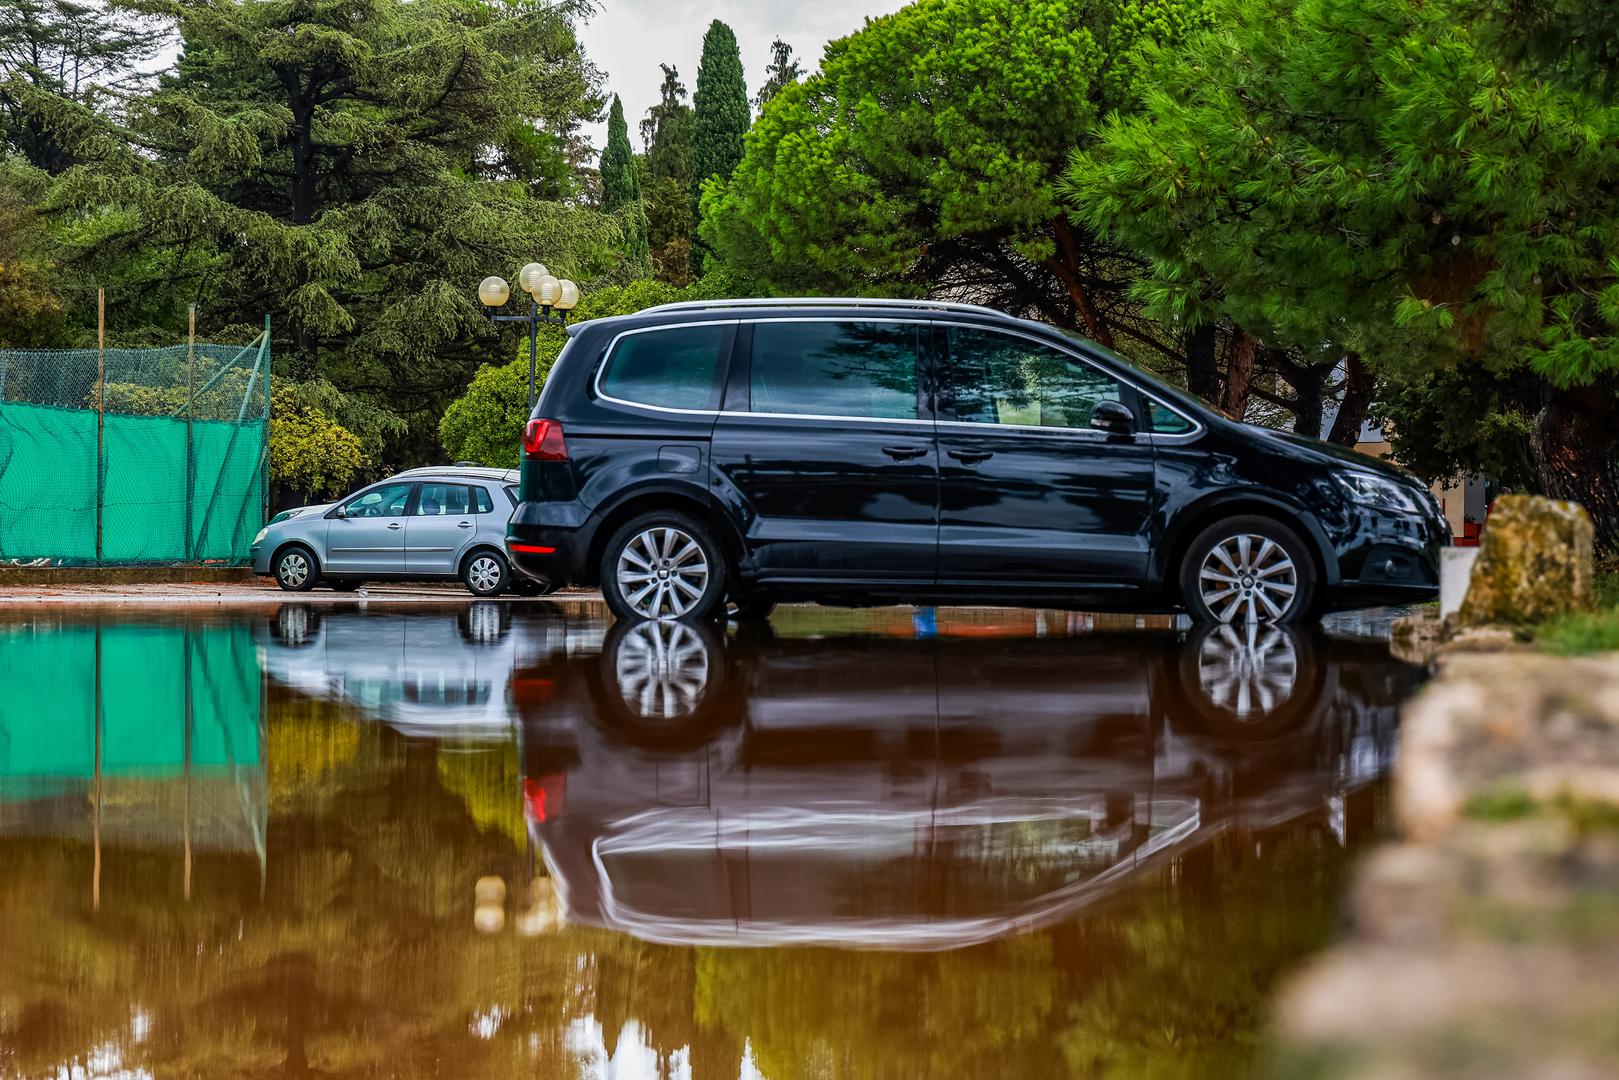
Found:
638,296 -> 1011,319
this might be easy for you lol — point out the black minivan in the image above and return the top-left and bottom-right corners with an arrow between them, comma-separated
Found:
506,298 -> 1446,623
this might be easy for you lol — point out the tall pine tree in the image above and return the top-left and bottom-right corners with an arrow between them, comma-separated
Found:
690,20 -> 747,274
753,38 -> 803,110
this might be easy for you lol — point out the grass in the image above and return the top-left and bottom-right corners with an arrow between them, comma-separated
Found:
1535,569 -> 1619,656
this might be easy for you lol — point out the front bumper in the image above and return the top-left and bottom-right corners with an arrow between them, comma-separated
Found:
250,543 -> 272,575
1327,498 -> 1448,606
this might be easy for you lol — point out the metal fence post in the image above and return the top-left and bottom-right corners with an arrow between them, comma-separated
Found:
95,288 -> 105,565
262,315 -> 271,528
186,305 -> 196,563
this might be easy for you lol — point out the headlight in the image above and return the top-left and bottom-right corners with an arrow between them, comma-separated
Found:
253,527 -> 269,544
1332,470 -> 1420,513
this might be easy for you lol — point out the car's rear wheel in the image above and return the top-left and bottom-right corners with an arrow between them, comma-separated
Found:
600,511 -> 728,622
462,550 -> 510,597
1179,515 -> 1316,625
273,544 -> 319,592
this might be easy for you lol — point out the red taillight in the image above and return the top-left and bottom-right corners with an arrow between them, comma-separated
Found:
522,418 -> 567,460
524,774 -> 566,822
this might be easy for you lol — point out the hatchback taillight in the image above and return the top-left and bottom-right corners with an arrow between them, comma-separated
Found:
522,418 -> 567,460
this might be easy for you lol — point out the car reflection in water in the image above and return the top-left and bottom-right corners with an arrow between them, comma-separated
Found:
255,602 -> 602,738
519,613 -> 1424,951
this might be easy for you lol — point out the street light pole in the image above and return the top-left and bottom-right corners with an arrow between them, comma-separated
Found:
478,264 -> 582,412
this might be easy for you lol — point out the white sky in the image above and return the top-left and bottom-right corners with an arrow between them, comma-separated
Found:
576,0 -> 910,151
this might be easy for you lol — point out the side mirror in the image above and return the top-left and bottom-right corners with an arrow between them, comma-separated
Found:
1091,400 -> 1137,436
333,507 -> 348,519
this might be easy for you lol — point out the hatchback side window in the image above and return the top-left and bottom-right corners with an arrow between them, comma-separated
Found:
749,321 -> 919,420
342,482 -> 412,518
600,324 -> 732,410
473,487 -> 495,513
945,327 -> 1123,431
414,483 -> 473,516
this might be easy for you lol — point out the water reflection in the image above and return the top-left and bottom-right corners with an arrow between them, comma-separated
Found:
0,604 -> 1422,1080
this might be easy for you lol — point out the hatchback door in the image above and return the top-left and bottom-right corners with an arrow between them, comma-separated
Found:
405,482 -> 478,575
325,482 -> 415,574
933,325 -> 1156,592
710,320 -> 937,585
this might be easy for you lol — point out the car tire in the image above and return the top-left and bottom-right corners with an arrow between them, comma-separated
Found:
273,544 -> 320,592
600,510 -> 728,623
462,549 -> 510,597
1179,515 -> 1317,625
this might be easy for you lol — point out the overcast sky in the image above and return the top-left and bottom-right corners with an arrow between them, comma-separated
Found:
576,0 -> 909,151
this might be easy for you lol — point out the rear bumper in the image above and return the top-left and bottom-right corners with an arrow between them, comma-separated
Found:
507,501 -> 600,585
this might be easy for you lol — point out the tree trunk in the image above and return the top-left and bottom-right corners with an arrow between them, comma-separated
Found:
1534,378 -> 1619,556
1289,361 -> 1326,439
1220,329 -> 1257,420
1045,218 -> 1116,349
1185,323 -> 1220,405
1328,352 -> 1375,447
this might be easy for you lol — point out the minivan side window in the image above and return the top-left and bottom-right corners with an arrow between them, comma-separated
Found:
945,327 -> 1123,431
748,321 -> 920,420
600,324 -> 732,410
1146,399 -> 1196,435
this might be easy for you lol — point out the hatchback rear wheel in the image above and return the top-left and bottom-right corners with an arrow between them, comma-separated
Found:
600,511 -> 728,622
462,550 -> 510,597
1179,516 -> 1316,625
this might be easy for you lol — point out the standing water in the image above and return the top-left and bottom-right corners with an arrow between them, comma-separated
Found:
0,603 -> 1424,1079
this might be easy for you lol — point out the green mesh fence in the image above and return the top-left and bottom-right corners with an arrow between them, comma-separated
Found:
0,333 -> 269,565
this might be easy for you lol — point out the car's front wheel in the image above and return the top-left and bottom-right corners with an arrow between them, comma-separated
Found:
273,544 -> 319,592
1179,516 -> 1316,625
600,511 -> 728,622
462,550 -> 510,597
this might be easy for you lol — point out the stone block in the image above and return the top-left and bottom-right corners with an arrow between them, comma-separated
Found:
1458,495 -> 1594,626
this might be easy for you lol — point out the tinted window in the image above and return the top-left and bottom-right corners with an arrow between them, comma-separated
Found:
1147,399 -> 1195,435
473,487 -> 494,513
600,324 -> 731,410
749,321 -> 919,420
414,483 -> 473,516
343,483 -> 412,518
502,485 -> 519,508
946,328 -> 1122,430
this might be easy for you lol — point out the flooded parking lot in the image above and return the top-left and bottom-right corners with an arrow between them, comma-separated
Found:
0,602 -> 1424,1079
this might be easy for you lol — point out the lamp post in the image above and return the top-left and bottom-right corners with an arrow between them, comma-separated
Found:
478,263 -> 582,410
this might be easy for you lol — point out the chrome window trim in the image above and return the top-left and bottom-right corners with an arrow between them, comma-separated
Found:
589,314 -> 1209,440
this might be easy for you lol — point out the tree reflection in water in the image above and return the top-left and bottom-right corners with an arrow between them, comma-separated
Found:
0,604 -> 1423,1079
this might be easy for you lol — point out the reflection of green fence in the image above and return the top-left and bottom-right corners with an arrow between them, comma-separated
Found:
0,326 -> 270,565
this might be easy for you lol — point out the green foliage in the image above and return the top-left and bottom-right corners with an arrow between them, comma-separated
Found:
269,385 -> 367,501
1372,364 -> 1541,490
700,0 -> 1203,328
690,19 -> 748,273
1536,572 -> 1619,655
639,64 -> 697,283
0,164 -> 62,346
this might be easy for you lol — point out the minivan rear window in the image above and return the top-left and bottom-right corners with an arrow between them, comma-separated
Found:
599,324 -> 731,411
749,321 -> 919,420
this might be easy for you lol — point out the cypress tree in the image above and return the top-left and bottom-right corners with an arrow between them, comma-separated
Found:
690,19 -> 748,273
600,94 -> 636,213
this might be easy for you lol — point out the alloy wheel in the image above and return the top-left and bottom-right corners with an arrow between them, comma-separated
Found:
1198,533 -> 1298,624
277,551 -> 310,589
615,526 -> 710,620
1195,623 -> 1300,720
613,621 -> 712,719
467,555 -> 504,594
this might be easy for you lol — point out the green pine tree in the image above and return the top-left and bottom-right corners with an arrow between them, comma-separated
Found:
600,93 -> 651,273
690,19 -> 748,274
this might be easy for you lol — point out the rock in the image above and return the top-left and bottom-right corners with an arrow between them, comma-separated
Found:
1389,610 -> 1443,665
1458,495 -> 1595,626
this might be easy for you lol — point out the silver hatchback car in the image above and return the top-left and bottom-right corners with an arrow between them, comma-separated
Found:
252,467 -> 547,596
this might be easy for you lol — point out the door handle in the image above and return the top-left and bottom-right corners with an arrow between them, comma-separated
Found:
881,445 -> 928,461
457,521 -> 473,529
949,449 -> 994,465
387,522 -> 402,530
